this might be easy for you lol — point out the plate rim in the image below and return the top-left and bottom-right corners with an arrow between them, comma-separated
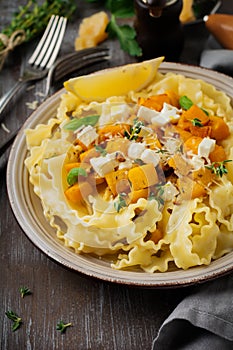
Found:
6,62 -> 233,288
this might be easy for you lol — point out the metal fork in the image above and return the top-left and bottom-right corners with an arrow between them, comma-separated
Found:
0,47 -> 110,157
0,15 -> 67,120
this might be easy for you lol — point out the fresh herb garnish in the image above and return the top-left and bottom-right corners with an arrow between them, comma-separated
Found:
179,95 -> 209,115
191,118 -> 203,127
86,0 -> 142,57
179,96 -> 193,110
125,118 -> 144,140
63,115 -> 100,131
205,160 -> 232,177
114,192 -> 127,212
5,311 -> 23,332
148,184 -> 165,208
67,167 -> 88,186
95,144 -> 107,156
19,286 -> 32,298
56,320 -> 72,334
107,15 -> 142,57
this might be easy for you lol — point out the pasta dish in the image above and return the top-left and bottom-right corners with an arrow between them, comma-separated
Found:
24,58 -> 233,272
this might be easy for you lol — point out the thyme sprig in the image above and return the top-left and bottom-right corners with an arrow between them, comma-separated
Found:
19,286 -> 32,298
205,160 -> 232,177
125,118 -> 144,140
114,192 -> 128,212
56,320 -> 73,333
5,310 -> 23,332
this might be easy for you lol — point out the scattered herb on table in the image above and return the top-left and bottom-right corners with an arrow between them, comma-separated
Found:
5,310 -> 23,332
56,320 -> 73,333
19,286 -> 32,298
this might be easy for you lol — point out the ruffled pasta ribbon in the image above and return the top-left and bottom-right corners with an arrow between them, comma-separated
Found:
0,29 -> 26,70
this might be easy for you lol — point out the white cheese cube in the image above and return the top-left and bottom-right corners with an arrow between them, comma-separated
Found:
90,156 -> 118,177
76,125 -> 98,148
163,181 -> 179,201
198,137 -> 216,159
127,142 -> 145,159
141,149 -> 160,167
110,104 -> 130,122
137,105 -> 160,123
151,114 -> 170,126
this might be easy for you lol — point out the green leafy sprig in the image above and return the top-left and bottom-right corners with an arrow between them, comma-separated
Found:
63,115 -> 100,131
86,0 -> 142,56
114,192 -> 127,212
56,320 -> 73,333
205,160 -> 232,177
19,286 -> 32,298
191,118 -> 203,127
125,118 -> 144,140
0,0 -> 76,52
5,310 -> 23,332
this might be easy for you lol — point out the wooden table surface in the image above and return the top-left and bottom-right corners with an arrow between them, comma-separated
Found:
0,1 -> 232,349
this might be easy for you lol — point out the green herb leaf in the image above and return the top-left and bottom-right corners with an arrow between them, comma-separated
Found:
5,311 -> 23,332
19,286 -> 32,298
107,15 -> 142,57
114,192 -> 127,212
95,145 -> 107,156
67,167 -> 88,186
205,160 -> 232,177
179,96 -> 193,110
64,115 -> 100,131
191,118 -> 203,127
125,118 -> 144,140
56,320 -> 72,334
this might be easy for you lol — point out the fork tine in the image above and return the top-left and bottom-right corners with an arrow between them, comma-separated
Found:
28,15 -> 57,65
40,17 -> 67,69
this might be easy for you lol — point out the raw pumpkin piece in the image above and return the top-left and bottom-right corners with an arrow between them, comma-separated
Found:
128,163 -> 158,190
65,181 -> 93,204
75,11 -> 109,50
208,115 -> 230,141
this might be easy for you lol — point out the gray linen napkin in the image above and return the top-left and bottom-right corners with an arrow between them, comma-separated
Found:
152,273 -> 233,349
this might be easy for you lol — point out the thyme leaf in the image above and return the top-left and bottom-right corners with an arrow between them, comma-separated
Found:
114,192 -> 127,212
205,160 -> 232,177
56,320 -> 72,334
5,310 -> 23,332
19,286 -> 32,298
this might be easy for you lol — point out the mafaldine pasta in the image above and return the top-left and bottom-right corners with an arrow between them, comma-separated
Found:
25,64 -> 233,272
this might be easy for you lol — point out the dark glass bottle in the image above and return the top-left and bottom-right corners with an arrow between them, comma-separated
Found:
134,0 -> 184,61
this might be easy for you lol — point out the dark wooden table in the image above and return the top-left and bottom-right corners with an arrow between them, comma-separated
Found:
1,1 -> 232,349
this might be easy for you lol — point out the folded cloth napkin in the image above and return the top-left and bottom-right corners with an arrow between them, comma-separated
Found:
152,273 -> 233,349
200,49 -> 233,77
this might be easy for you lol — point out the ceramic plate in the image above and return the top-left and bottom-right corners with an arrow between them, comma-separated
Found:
7,62 -> 233,288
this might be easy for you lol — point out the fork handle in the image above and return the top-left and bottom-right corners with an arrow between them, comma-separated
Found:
0,80 -> 26,121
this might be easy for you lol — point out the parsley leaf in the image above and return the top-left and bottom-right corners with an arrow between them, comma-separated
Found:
67,167 -> 88,186
179,96 -> 193,110
107,15 -> 142,57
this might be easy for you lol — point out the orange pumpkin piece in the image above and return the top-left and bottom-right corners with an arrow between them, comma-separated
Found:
79,148 -> 100,163
128,164 -> 158,191
182,105 -> 210,125
183,136 -> 202,155
189,125 -> 211,138
105,169 -> 129,196
65,181 -> 93,204
173,126 -> 192,142
149,228 -> 163,244
209,144 -> 227,163
129,188 -> 149,203
138,94 -> 171,112
98,124 -> 130,141
208,116 -> 230,141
